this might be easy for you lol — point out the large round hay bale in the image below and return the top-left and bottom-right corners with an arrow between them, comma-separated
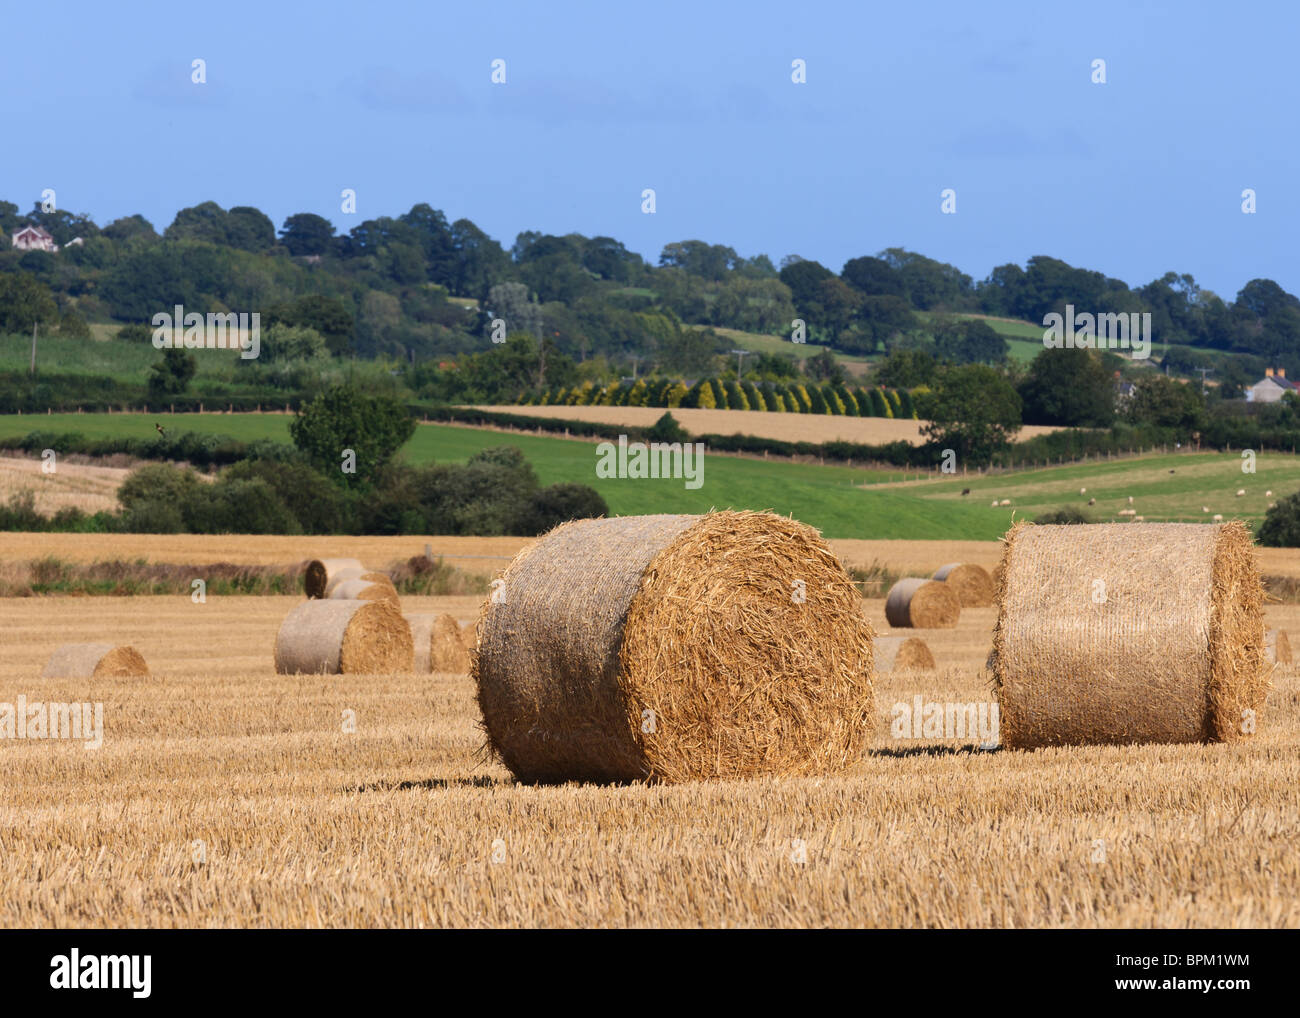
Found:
329,578 -> 400,605
274,599 -> 413,674
474,511 -> 875,784
991,521 -> 1268,748
1266,628 -> 1291,665
931,562 -> 994,607
884,578 -> 960,629
42,643 -> 149,678
873,636 -> 935,672
305,557 -> 364,599
324,567 -> 394,597
405,613 -> 472,673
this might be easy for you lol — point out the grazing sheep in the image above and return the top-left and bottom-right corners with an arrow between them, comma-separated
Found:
1088,498 -> 1096,506
1213,514 -> 1224,522
1266,490 -> 1273,497
1202,506 -> 1210,513
1236,489 -> 1246,497
991,500 -> 999,508
1169,469 -> 1175,474
1127,496 -> 1134,505
1118,509 -> 1136,516
999,499 -> 1011,506
1079,487 -> 1087,495
961,488 -> 970,496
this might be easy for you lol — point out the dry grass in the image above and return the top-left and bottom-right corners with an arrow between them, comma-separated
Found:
468,405 -> 1066,447
0,591 -> 1297,927
0,455 -> 128,514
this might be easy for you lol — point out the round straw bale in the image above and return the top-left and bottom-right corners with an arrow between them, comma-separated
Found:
931,562 -> 995,607
873,636 -> 935,672
405,613 -> 472,673
884,578 -> 960,629
329,578 -> 400,605
991,521 -> 1268,749
305,557 -> 364,599
324,568 -> 394,596
474,510 -> 875,784
42,643 -> 149,678
1266,628 -> 1291,665
274,599 -> 412,674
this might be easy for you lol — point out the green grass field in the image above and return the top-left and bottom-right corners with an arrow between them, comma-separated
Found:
0,330 -> 243,383
2,413 -> 1293,539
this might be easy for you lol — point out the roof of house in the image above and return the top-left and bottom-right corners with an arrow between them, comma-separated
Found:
1253,375 -> 1298,390
12,224 -> 53,239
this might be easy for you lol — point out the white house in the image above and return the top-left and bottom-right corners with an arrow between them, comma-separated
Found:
10,224 -> 58,252
1245,367 -> 1298,403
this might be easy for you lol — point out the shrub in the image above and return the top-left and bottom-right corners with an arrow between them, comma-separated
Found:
1033,506 -> 1095,525
1258,492 -> 1300,546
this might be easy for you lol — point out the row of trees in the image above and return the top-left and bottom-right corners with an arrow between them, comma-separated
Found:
4,195 -> 1297,381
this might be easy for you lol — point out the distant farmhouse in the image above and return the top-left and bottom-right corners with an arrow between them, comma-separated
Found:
1245,367 -> 1297,403
10,224 -> 58,252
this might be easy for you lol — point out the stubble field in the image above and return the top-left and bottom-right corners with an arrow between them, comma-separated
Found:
2,572 -> 1298,927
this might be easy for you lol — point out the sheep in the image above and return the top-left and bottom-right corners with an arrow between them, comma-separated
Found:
1079,487 -> 1087,495
1202,506 -> 1210,513
999,499 -> 1011,506
1088,498 -> 1096,506
1127,496 -> 1134,505
1213,514 -> 1224,522
1266,490 -> 1273,497
1236,489 -> 1246,497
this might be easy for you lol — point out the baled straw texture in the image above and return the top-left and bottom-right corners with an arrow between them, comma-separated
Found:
329,578 -> 400,605
474,510 -> 875,784
991,521 -> 1268,749
884,578 -> 960,629
873,636 -> 936,672
405,613 -> 472,673
42,643 -> 149,678
1266,628 -> 1292,665
931,562 -> 995,607
305,557 -> 364,599
274,599 -> 413,674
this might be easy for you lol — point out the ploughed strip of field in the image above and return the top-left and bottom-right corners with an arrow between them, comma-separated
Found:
0,593 -> 1296,928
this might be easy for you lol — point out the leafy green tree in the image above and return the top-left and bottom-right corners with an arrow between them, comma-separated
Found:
921,365 -> 1022,465
1123,375 -> 1203,431
0,272 -> 58,332
1018,347 -> 1115,427
935,319 -> 1008,365
225,206 -> 275,251
261,323 -> 327,364
805,349 -> 845,385
279,213 -> 336,256
289,385 -> 416,489
874,349 -> 937,388
147,348 -> 197,399
267,295 -> 354,355
1258,491 -> 1300,546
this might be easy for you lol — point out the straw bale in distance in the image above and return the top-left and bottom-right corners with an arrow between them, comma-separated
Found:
305,557 -> 364,599
42,643 -> 149,678
274,599 -> 412,674
473,510 -> 875,784
405,613 -> 472,673
991,521 -> 1268,749
329,578 -> 400,605
884,578 -> 960,629
1266,628 -> 1292,665
873,636 -> 935,672
324,568 -> 394,597
931,562 -> 995,607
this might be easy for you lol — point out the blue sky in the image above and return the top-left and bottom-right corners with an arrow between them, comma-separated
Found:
3,0 -> 1295,300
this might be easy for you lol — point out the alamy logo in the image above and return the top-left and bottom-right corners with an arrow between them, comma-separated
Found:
1042,305 -> 1151,359
151,304 -> 261,359
595,434 -> 704,490
891,696 -> 999,747
50,950 -> 151,998
0,696 -> 102,749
